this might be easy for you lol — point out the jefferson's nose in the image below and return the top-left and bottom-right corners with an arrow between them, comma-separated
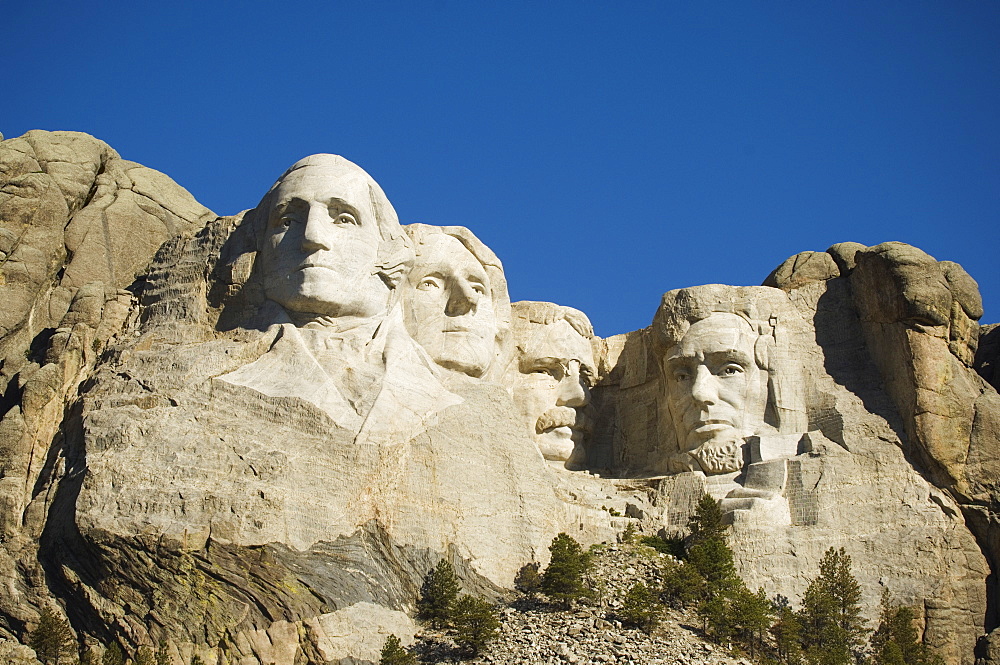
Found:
445,280 -> 479,317
301,204 -> 333,252
556,362 -> 589,408
689,364 -> 718,405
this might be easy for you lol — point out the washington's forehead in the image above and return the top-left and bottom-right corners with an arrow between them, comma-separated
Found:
274,168 -> 371,203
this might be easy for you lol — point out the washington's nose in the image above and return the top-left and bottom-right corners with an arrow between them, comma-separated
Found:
556,362 -> 589,408
445,280 -> 479,317
689,365 -> 718,405
301,204 -> 333,252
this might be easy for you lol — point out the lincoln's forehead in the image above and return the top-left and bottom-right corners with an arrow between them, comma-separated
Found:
675,313 -> 755,358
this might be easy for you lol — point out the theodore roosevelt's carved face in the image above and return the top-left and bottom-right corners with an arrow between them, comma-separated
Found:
403,233 -> 498,377
511,317 -> 596,465
663,313 -> 764,455
259,159 -> 390,321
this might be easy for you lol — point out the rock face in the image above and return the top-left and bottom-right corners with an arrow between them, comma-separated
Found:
0,131 -> 996,664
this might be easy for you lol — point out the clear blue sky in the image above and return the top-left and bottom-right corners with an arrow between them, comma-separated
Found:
4,1 -> 998,334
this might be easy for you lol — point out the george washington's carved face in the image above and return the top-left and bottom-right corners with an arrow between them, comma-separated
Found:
663,313 -> 765,456
259,160 -> 390,321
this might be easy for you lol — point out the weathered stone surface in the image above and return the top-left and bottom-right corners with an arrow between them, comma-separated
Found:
977,323 -> 1000,391
0,133 -> 995,664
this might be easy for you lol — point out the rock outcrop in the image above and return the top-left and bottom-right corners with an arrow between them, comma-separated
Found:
0,130 -> 996,664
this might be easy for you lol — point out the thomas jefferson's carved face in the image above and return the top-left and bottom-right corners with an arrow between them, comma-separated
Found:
512,319 -> 596,465
403,233 -> 498,377
664,313 -> 764,454
259,161 -> 389,320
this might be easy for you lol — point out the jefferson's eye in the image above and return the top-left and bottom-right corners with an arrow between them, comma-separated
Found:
334,213 -> 358,225
472,283 -> 487,296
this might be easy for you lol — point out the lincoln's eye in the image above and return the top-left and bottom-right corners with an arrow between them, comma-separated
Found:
334,213 -> 358,225
720,364 -> 744,376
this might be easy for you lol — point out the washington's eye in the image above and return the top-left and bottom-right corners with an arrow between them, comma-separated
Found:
279,216 -> 294,228
334,213 -> 358,225
417,277 -> 441,290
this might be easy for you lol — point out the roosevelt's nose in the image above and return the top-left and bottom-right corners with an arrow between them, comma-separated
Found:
689,364 -> 718,405
556,362 -> 590,408
445,279 -> 480,317
301,204 -> 333,252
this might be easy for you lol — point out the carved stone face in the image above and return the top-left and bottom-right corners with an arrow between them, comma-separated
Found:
259,160 -> 389,320
403,233 -> 498,377
663,313 -> 764,455
512,319 -> 596,464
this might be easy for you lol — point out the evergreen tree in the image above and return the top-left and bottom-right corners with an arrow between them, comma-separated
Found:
80,646 -> 101,665
513,562 -> 542,598
417,559 -> 460,628
450,595 -> 500,657
619,582 -> 661,633
28,607 -> 76,665
155,641 -> 171,665
730,585 -> 773,657
697,593 -> 734,642
134,646 -> 156,665
685,494 -> 738,596
688,493 -> 726,546
103,643 -> 125,665
798,547 -> 865,665
771,599 -> 804,664
540,533 -> 592,608
660,558 -> 705,609
870,590 -> 943,665
379,634 -> 417,665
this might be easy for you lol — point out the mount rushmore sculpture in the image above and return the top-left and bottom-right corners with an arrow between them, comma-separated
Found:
0,131 -> 998,664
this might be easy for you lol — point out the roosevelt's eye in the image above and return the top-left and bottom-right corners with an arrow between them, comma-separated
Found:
333,212 -> 358,225
673,370 -> 691,382
530,366 -> 558,378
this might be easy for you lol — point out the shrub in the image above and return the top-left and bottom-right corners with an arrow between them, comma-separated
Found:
379,634 -> 417,665
133,647 -> 156,665
451,595 -> 500,657
619,582 -> 661,633
514,562 -> 542,598
418,559 -> 459,628
102,644 -> 125,665
639,534 -> 685,558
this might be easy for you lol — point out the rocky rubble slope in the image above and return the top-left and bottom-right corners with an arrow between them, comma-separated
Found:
414,542 -> 754,665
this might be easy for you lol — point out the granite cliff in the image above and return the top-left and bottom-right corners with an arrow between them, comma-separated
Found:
0,130 -> 996,664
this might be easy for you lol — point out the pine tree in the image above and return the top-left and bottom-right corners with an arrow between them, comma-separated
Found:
513,562 -> 542,598
771,598 -> 804,664
379,634 -> 417,665
450,595 -> 500,656
685,494 -> 738,597
134,646 -> 156,665
540,533 -> 592,608
619,582 -> 661,633
660,558 -> 705,609
155,641 -> 171,665
28,607 -> 76,665
417,559 -> 460,628
798,547 -> 865,665
103,643 -> 125,665
870,590 -> 943,665
730,586 -> 773,657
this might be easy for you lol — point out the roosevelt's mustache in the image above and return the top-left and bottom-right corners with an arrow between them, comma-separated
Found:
536,406 -> 593,434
